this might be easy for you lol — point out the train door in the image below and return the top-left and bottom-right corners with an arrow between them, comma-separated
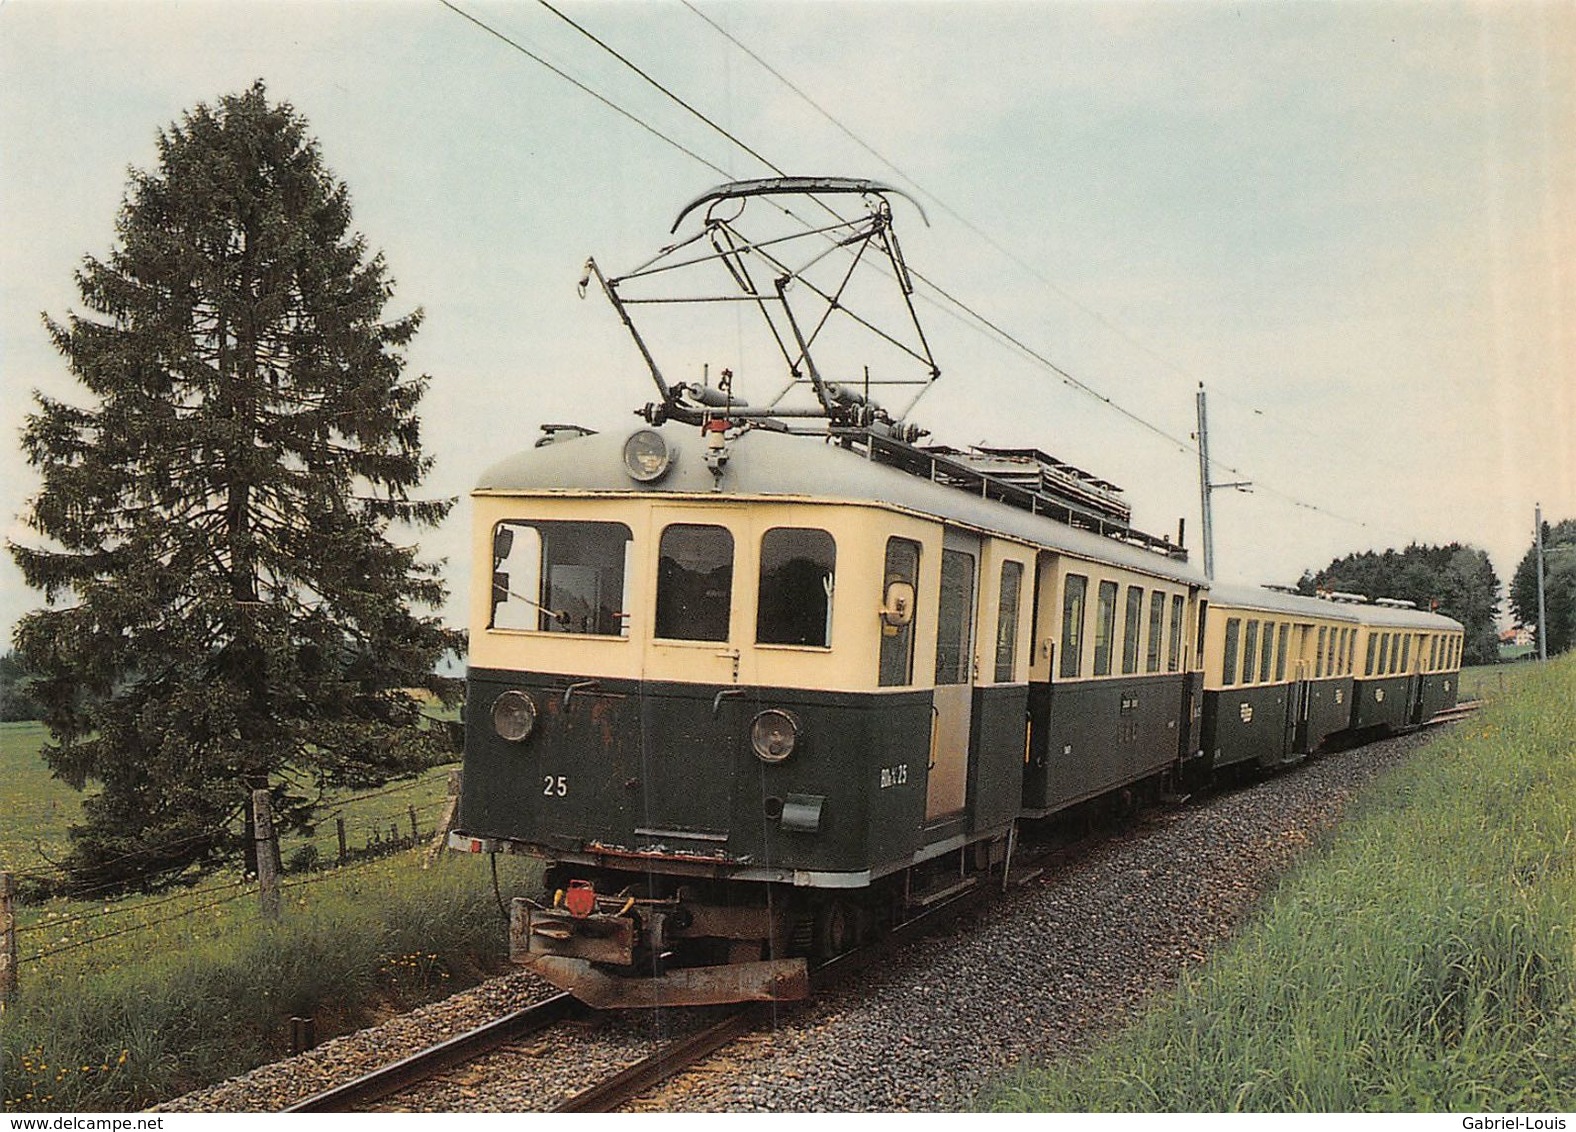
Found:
1285,623 -> 1313,753
642,505 -> 747,836
1407,633 -> 1427,725
927,528 -> 979,821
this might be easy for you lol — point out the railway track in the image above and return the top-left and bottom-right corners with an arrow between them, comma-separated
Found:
282,866 -> 1006,1113
1426,698 -> 1482,726
283,992 -> 587,1112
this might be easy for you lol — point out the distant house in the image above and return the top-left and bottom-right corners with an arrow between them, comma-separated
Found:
1499,625 -> 1534,647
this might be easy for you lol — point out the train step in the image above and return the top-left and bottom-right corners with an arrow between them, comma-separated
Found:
909,875 -> 978,909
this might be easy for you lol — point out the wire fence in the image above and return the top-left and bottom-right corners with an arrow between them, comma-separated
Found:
0,773 -> 463,998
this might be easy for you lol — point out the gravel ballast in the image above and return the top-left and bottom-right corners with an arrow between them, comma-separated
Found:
159,728 -> 1436,1112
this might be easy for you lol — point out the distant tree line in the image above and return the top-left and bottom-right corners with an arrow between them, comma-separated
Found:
1510,517 -> 1576,657
1297,543 -> 1500,667
0,650 -> 44,722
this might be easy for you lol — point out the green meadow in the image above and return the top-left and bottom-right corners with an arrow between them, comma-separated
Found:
2,714 -> 541,1113
985,654 -> 1576,1111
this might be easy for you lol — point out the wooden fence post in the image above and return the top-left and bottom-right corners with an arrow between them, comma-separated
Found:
408,805 -> 419,843
424,770 -> 462,869
336,817 -> 348,865
253,789 -> 280,922
1,871 -> 17,1004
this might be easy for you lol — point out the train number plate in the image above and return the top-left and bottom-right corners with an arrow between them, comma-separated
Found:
879,764 -> 909,788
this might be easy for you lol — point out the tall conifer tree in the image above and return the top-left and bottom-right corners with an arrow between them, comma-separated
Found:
11,82 -> 460,892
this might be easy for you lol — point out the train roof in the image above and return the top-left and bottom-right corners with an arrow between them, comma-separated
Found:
477,423 -> 1208,587
1207,581 -> 1462,631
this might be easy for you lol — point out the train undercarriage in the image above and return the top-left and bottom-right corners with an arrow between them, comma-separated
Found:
505,834 -> 1015,1009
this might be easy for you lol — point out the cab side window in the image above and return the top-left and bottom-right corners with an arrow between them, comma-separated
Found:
879,538 -> 921,687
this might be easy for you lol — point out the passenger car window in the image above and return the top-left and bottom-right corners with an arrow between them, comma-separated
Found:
1259,620 -> 1276,682
1222,617 -> 1241,686
491,520 -> 631,636
1093,580 -> 1119,676
1168,594 -> 1184,672
757,527 -> 836,647
1060,574 -> 1088,679
656,524 -> 734,642
879,538 -> 921,686
1242,620 -> 1260,684
1274,623 -> 1289,681
995,560 -> 1024,683
1122,586 -> 1144,675
1365,633 -> 1378,676
1146,591 -> 1165,674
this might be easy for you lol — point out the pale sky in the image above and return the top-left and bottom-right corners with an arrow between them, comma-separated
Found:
3,0 -> 1572,642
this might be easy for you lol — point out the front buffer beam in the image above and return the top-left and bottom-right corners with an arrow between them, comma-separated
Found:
510,896 -> 809,1008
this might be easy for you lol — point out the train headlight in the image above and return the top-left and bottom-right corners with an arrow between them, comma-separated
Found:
750,708 -> 800,764
623,428 -> 675,483
492,690 -> 538,743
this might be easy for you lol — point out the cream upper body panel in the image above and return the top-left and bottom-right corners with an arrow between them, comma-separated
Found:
470,424 -> 1202,694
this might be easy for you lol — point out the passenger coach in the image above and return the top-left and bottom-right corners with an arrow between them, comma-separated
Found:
1348,600 -> 1464,732
1199,584 -> 1465,771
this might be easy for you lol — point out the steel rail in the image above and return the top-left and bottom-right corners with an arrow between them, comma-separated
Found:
552,1006 -> 762,1112
1425,699 -> 1482,726
282,992 -> 584,1112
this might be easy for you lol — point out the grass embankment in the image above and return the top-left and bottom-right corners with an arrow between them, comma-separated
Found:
987,654 -> 1576,1111
2,709 -> 543,1113
3,849 -> 539,1111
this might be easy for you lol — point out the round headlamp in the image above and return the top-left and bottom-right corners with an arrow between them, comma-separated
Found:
491,690 -> 538,743
623,428 -> 675,483
750,708 -> 800,764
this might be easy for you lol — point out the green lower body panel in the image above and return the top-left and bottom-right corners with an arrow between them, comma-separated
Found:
1023,674 -> 1185,815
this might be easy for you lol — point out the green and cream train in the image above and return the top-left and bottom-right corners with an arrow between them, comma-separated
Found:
446,177 -> 1464,1008
448,421 -> 1462,1008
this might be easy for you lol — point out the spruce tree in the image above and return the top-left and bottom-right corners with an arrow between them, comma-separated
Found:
10,81 -> 461,893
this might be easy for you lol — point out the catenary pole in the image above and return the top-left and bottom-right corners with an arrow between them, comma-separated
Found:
1535,503 -> 1548,662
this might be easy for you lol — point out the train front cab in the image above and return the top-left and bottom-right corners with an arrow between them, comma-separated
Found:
1350,615 -> 1464,734
1199,589 -> 1360,772
454,441 -> 1039,1004
1022,553 -> 1205,817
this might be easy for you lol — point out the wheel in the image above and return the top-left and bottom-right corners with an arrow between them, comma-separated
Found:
813,899 -> 857,959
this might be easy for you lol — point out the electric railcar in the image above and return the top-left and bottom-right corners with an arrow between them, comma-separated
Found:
446,177 -> 1464,1008
453,423 -> 1207,1006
